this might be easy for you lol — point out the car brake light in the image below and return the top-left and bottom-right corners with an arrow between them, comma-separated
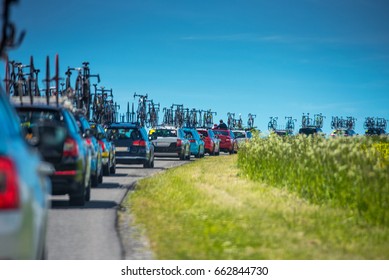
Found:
0,156 -> 20,209
133,140 -> 146,147
85,138 -> 92,146
98,140 -> 106,151
63,138 -> 79,157
177,139 -> 182,147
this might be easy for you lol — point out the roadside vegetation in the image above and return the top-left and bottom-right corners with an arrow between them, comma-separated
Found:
238,134 -> 389,227
124,141 -> 389,259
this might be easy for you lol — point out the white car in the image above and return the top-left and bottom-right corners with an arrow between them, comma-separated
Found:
0,92 -> 52,259
232,130 -> 253,147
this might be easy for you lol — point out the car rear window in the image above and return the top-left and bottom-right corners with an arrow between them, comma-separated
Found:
198,130 -> 208,137
234,131 -> 246,138
17,108 -> 62,125
107,127 -> 142,140
213,130 -> 229,136
153,129 -> 177,137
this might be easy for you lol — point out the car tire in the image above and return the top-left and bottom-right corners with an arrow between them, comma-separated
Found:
85,178 -> 91,202
110,161 -> 116,174
91,173 -> 98,188
69,182 -> 86,206
98,168 -> 103,184
103,161 -> 110,176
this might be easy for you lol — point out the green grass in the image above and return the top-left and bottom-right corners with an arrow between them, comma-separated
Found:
123,154 -> 389,260
238,134 -> 389,227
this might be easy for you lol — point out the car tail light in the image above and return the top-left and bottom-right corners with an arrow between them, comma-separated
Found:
177,139 -> 182,147
0,156 -> 20,209
225,137 -> 231,142
189,139 -> 196,143
98,140 -> 106,151
132,140 -> 146,147
63,137 -> 79,157
85,138 -> 92,146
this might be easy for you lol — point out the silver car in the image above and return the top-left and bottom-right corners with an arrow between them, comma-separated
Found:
149,126 -> 191,160
0,92 -> 52,259
233,130 -> 253,147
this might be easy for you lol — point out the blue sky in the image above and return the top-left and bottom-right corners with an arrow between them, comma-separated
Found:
4,0 -> 389,134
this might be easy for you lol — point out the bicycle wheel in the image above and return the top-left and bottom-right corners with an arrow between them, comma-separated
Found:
75,75 -> 83,109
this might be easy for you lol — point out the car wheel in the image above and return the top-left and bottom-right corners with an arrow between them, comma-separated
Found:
195,148 -> 200,158
85,178 -> 91,202
98,168 -> 103,184
91,173 -> 98,188
103,161 -> 110,176
110,161 -> 116,174
69,182 -> 86,206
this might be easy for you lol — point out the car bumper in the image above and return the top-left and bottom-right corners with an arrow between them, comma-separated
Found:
0,210 -> 42,259
50,171 -> 83,195
116,155 -> 148,164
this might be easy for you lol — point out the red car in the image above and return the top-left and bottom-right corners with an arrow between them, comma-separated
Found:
212,129 -> 238,154
196,128 -> 220,156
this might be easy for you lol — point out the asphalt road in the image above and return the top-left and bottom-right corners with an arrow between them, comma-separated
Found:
46,157 -> 188,260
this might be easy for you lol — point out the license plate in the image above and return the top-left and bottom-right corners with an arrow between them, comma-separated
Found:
116,146 -> 128,152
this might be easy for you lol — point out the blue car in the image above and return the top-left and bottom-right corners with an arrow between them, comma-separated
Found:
0,92 -> 52,259
182,127 -> 205,158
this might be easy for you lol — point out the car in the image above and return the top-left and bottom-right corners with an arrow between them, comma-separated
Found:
196,128 -> 220,156
212,129 -> 238,154
365,128 -> 386,136
105,122 -> 155,168
74,113 -> 103,187
232,129 -> 253,147
0,94 -> 53,259
330,129 -> 357,137
15,102 -> 92,206
0,93 -> 53,259
90,122 -> 116,176
182,127 -> 205,158
149,126 -> 191,160
298,126 -> 325,136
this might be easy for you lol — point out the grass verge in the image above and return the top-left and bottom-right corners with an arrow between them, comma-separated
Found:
122,155 -> 389,259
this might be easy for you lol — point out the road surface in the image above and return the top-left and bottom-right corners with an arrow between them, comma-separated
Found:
46,157 -> 188,260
